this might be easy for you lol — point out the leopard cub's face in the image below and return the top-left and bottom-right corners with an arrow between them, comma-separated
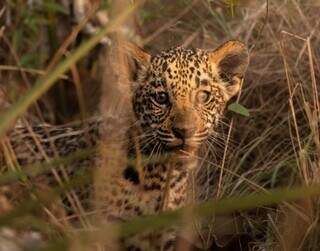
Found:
131,41 -> 249,155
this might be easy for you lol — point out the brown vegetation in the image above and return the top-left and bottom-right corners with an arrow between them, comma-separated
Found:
0,0 -> 320,250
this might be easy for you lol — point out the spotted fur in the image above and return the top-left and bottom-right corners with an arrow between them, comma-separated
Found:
1,41 -> 249,250
132,41 -> 248,157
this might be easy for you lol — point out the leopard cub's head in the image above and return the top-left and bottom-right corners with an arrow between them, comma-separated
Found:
129,41 -> 249,155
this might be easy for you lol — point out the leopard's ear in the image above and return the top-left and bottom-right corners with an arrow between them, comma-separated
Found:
124,42 -> 151,82
209,40 -> 249,99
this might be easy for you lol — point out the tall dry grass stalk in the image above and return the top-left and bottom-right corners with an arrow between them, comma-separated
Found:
93,1 -> 139,249
224,1 -> 320,250
1,0 -> 320,250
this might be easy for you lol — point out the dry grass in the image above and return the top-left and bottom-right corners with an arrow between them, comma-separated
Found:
0,0 -> 320,250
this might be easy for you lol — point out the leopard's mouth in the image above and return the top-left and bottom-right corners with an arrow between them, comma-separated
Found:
164,139 -> 199,154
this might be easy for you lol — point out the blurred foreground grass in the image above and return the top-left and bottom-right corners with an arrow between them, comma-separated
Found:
1,0 -> 320,250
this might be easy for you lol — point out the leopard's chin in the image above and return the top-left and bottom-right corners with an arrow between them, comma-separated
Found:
170,149 -> 199,168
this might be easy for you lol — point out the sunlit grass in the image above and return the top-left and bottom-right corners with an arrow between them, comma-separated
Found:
0,0 -> 320,250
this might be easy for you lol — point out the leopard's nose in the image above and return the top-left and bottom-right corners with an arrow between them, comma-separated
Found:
172,126 -> 196,140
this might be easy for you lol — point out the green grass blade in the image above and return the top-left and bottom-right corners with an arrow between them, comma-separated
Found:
228,102 -> 250,117
31,183 -> 320,250
119,184 -> 320,236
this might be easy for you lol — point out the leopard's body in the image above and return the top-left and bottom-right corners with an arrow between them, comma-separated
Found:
1,41 -> 248,251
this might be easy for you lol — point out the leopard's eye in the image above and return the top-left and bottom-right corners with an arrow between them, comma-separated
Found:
154,92 -> 169,105
196,90 -> 211,104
